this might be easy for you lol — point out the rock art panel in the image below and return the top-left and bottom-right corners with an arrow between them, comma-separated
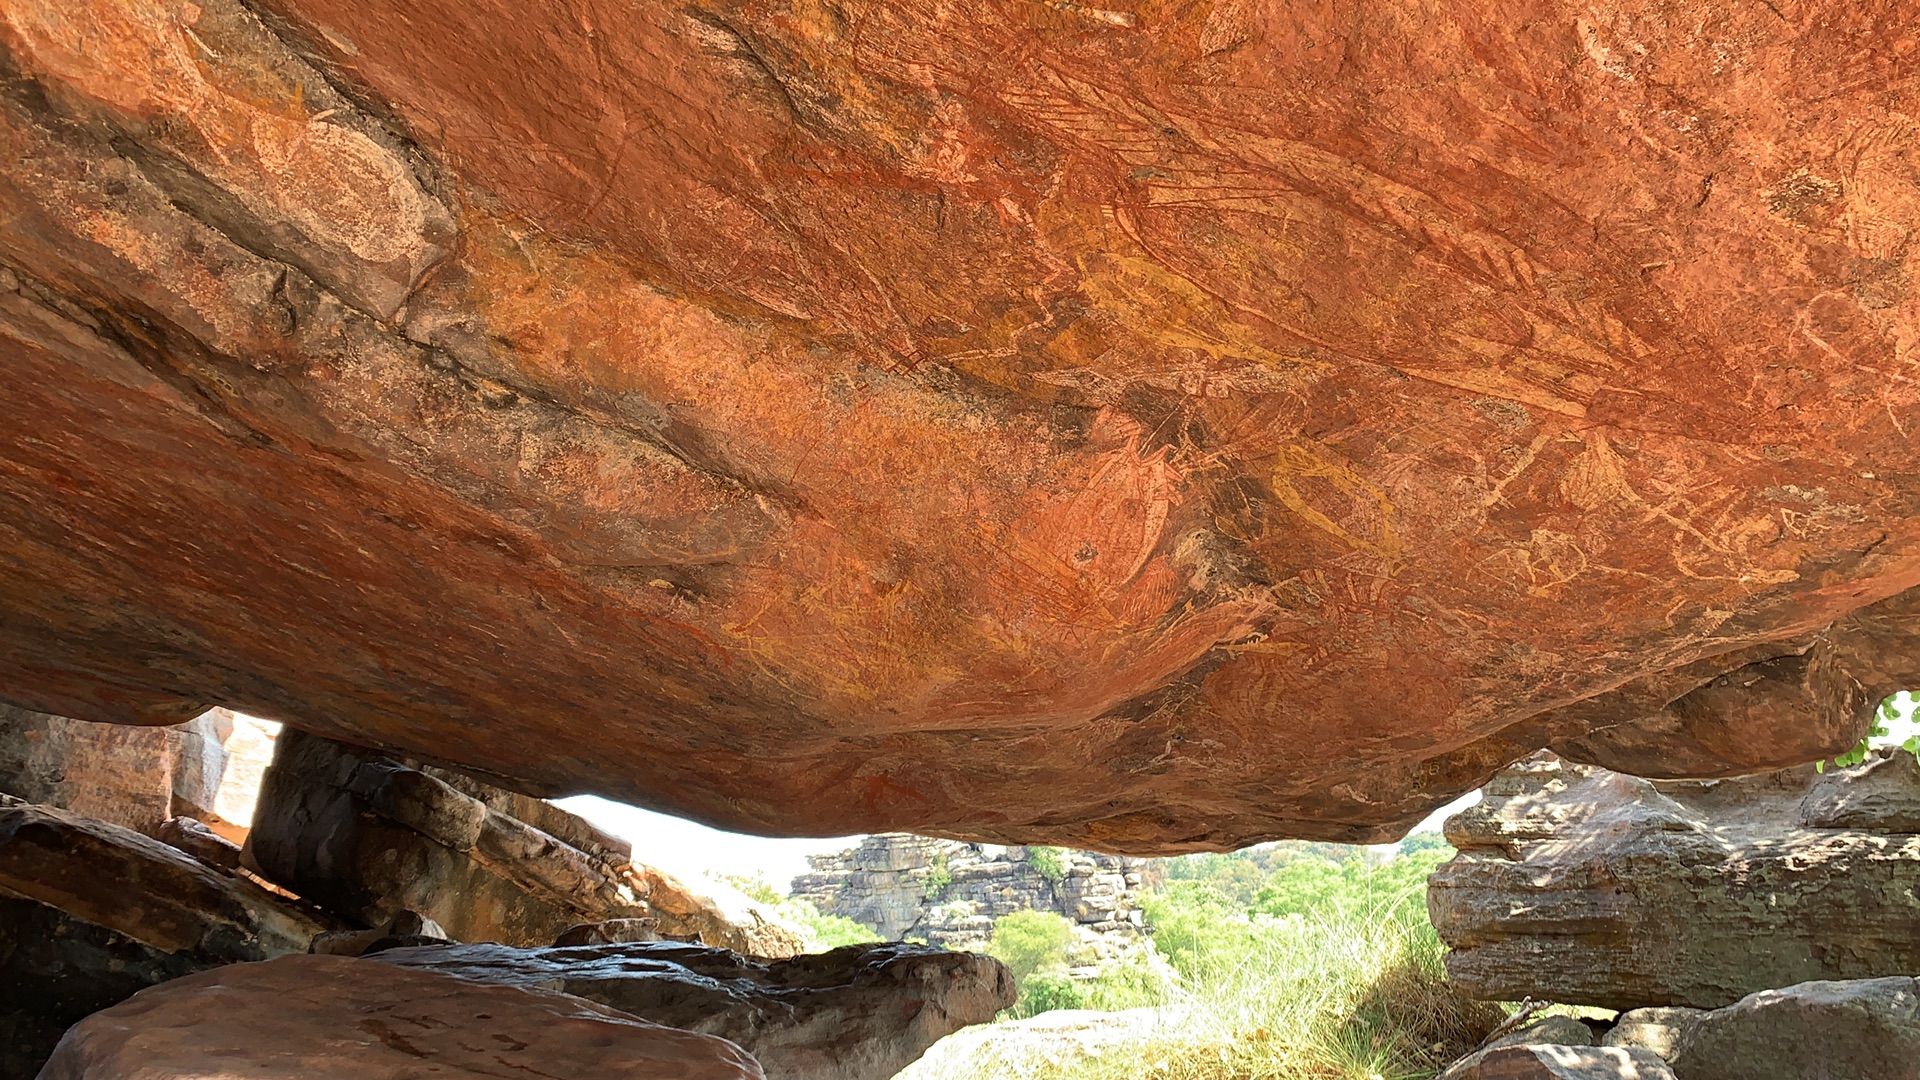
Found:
375,940 -> 1015,1080
0,796 -> 333,1077
39,953 -> 767,1080
2,0 -> 1920,848
247,728 -> 803,954
1430,750 -> 1920,1010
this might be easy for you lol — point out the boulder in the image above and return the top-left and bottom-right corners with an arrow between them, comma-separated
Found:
1448,1046 -> 1676,1080
247,729 -> 801,954
0,706 -> 229,836
1602,1008 -> 1705,1060
373,939 -> 1015,1080
6,0 -> 1920,850
152,815 -> 242,871
0,796 -> 334,1077
1439,1016 -> 1600,1080
1662,977 -> 1920,1080
895,1007 -> 1191,1079
38,953 -> 766,1080
555,917 -> 664,946
1429,750 -> 1920,1009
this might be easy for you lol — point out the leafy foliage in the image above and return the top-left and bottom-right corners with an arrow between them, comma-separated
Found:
924,850 -> 954,899
1028,845 -> 1068,885
912,840 -> 1500,1080
715,872 -> 880,950
1011,972 -> 1088,1018
987,909 -> 1078,983
1817,694 -> 1920,772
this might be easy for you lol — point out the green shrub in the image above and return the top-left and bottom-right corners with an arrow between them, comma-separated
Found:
987,909 -> 1078,983
1028,845 -> 1068,885
924,851 -> 954,899
1013,972 -> 1089,1018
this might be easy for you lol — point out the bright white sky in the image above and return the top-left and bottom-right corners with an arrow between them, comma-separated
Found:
557,694 -> 1920,889
555,795 -> 863,890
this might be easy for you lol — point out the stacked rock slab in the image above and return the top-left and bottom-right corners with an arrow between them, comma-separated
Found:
1429,749 -> 1920,1010
1608,977 -> 1920,1080
374,940 -> 1015,1080
247,729 -> 802,955
0,795 -> 333,1078
790,834 -> 1145,950
39,954 -> 765,1080
0,705 -> 230,836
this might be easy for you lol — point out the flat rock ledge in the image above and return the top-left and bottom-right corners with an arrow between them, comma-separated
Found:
1607,977 -> 1920,1080
38,953 -> 766,1080
247,729 -> 803,955
0,795 -> 332,1077
373,940 -> 1015,1080
1429,749 -> 1920,1009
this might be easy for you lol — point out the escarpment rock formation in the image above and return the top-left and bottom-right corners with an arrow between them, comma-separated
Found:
375,940 -> 1016,1080
791,834 -> 1145,949
1429,749 -> 1920,1010
247,729 -> 804,955
40,954 -> 768,1080
0,796 -> 334,1077
6,0 -> 1920,848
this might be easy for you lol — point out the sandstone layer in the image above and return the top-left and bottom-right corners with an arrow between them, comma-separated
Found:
790,834 -> 1145,949
247,729 -> 803,954
1429,750 -> 1920,1009
39,953 -> 767,1080
0,796 -> 333,1077
0,705 -> 228,835
3,0 -> 1920,848
375,940 -> 1015,1080
1609,978 -> 1920,1080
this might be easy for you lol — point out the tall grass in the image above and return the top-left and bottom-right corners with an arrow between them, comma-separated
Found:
905,875 -> 1500,1080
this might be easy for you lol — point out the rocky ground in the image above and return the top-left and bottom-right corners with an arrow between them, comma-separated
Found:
0,709 -> 1013,1079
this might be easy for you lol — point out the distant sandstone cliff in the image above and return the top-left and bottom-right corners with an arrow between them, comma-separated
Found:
791,834 -> 1148,951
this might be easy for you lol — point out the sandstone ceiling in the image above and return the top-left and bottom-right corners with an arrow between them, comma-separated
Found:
1,0 -> 1918,851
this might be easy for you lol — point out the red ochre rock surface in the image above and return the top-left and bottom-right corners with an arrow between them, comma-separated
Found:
1,0 -> 1918,851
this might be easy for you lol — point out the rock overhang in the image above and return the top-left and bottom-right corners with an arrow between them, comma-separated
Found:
0,0 -> 1917,852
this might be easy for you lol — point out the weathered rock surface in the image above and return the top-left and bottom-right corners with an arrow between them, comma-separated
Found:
0,796 -> 333,1078
1430,750 -> 1920,1009
895,1007 -> 1191,1080
791,834 -> 1144,949
4,0 -> 1920,848
1450,1046 -> 1676,1080
0,706 -> 229,835
1660,977 -> 1920,1080
248,728 -> 802,954
1601,1008 -> 1704,1060
375,940 -> 1015,1080
152,814 -> 242,871
39,953 -> 767,1080
1439,1016 -> 1600,1080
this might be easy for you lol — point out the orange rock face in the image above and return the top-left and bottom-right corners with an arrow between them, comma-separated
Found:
0,0 -> 1917,849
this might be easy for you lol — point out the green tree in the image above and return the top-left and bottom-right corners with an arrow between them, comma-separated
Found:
987,909 -> 1078,982
1026,846 -> 1067,885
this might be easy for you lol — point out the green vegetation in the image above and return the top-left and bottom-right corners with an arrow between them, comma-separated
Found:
987,910 -> 1079,983
1819,693 -> 1920,772
926,851 -> 954,899
717,873 -> 881,951
926,841 -> 1500,1080
1027,846 -> 1068,885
